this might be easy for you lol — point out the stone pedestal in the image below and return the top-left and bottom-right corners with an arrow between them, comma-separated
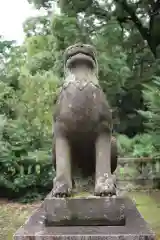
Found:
44,193 -> 125,226
14,197 -> 156,240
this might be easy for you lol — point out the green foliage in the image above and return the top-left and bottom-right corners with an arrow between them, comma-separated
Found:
23,16 -> 51,37
51,15 -> 88,49
0,41 -> 58,197
117,134 -> 155,158
29,0 -> 160,57
28,0 -> 52,9
0,113 -> 54,198
117,134 -> 133,157
138,78 -> 160,157
27,50 -> 55,75
93,21 -> 131,103
1,0 -> 160,199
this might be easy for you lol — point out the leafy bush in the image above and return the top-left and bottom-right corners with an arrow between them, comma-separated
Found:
117,134 -> 133,157
0,147 -> 54,199
117,133 -> 155,158
0,71 -> 58,199
138,77 -> 160,158
1,5 -> 159,200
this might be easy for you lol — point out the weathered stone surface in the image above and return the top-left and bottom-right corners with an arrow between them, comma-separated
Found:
44,193 -> 125,226
14,197 -> 156,240
52,44 -> 117,197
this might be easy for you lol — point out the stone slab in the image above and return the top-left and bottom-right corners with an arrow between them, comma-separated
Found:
14,197 -> 156,240
44,193 -> 125,226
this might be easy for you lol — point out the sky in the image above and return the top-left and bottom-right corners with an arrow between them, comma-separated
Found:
0,0 -> 45,44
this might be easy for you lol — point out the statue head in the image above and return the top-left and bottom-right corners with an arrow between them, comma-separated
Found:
64,43 -> 98,76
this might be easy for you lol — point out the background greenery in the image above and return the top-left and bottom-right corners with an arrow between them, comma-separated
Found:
0,0 -> 160,200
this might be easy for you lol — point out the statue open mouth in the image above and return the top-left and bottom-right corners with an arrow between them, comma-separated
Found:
64,44 -> 97,69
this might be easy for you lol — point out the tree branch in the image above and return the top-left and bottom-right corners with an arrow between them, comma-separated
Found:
88,2 -> 111,21
114,0 -> 156,58
115,0 -> 149,40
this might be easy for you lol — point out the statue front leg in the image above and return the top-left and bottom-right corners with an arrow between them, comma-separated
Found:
94,131 -> 116,196
52,136 -> 72,197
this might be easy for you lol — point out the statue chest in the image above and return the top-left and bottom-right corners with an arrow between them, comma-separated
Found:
58,81 -> 101,114
55,81 -> 111,132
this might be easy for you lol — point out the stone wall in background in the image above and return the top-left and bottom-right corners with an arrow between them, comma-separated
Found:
116,158 -> 160,191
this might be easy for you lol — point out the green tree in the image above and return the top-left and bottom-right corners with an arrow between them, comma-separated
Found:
28,0 -> 160,58
138,78 -> 160,157
0,0 -> 159,199
26,0 -> 160,136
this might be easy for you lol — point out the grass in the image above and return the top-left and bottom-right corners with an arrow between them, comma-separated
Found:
127,191 -> 160,238
0,200 -> 41,240
0,191 -> 160,240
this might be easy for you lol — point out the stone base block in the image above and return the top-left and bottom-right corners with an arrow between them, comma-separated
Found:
14,197 -> 156,240
44,193 -> 125,226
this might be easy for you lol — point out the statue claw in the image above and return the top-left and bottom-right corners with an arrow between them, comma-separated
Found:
94,175 -> 116,197
52,177 -> 72,198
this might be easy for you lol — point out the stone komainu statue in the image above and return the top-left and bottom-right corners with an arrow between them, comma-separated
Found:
52,44 -> 118,197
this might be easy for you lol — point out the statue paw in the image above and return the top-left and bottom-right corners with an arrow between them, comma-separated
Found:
94,174 -> 116,197
52,177 -> 72,198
